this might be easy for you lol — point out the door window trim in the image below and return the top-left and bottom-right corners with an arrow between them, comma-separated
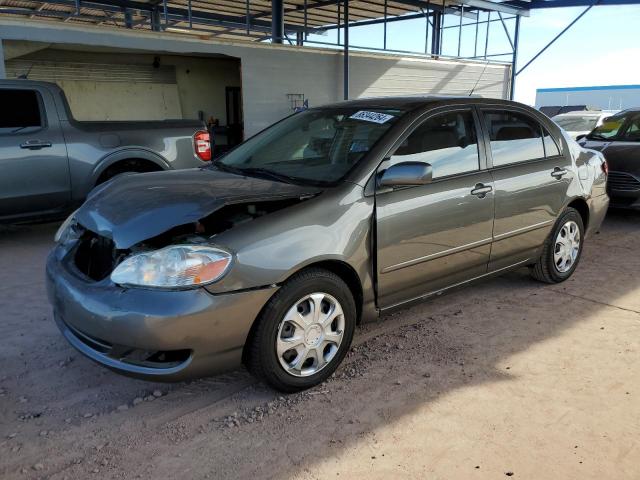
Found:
478,105 -> 565,170
0,87 -> 48,136
374,105 -> 488,193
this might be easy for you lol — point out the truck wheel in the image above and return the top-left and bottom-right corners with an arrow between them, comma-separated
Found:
530,207 -> 584,284
246,268 -> 356,393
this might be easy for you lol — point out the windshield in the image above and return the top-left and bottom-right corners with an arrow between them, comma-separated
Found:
588,114 -> 626,139
215,107 -> 403,186
553,115 -> 599,132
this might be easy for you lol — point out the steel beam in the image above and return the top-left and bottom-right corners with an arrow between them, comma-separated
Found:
343,0 -> 349,100
462,0 -> 529,16
508,0 -> 640,7
272,0 -> 284,44
431,11 -> 442,55
516,0 -> 598,76
0,40 -> 6,80
510,14 -> 520,99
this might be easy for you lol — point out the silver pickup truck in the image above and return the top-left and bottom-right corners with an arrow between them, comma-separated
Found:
0,80 -> 211,222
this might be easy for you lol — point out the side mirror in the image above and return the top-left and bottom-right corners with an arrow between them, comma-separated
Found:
378,161 -> 433,188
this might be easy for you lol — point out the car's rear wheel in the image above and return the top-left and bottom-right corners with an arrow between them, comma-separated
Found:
530,207 -> 584,284
245,268 -> 356,392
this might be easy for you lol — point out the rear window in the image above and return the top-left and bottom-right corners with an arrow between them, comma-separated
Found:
0,89 -> 43,134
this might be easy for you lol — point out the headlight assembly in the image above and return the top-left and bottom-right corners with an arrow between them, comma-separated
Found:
110,245 -> 233,289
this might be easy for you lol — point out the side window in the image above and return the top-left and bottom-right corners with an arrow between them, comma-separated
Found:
484,110 -> 545,166
622,114 -> 640,142
0,89 -> 43,135
389,110 -> 479,179
543,128 -> 561,157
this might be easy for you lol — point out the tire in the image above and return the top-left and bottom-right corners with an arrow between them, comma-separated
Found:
530,207 -> 585,284
245,268 -> 356,393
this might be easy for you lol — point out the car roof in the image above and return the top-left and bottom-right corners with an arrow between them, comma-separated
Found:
319,95 -> 523,111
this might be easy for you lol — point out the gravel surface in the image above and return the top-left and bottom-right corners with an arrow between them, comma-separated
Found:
0,210 -> 639,479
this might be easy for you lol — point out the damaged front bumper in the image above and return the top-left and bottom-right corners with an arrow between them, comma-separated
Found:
46,247 -> 277,382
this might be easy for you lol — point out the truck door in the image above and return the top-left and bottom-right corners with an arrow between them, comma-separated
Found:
0,86 -> 70,219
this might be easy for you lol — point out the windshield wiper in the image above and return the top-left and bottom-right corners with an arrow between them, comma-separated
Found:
234,167 -> 299,185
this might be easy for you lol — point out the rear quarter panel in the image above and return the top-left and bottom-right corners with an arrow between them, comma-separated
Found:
62,121 -> 207,201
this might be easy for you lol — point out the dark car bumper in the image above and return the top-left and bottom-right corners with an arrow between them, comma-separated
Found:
607,171 -> 640,209
46,248 -> 277,382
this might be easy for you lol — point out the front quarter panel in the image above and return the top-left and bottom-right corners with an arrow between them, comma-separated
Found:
204,184 -> 375,314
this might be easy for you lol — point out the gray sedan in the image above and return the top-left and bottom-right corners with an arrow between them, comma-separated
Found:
47,97 -> 609,392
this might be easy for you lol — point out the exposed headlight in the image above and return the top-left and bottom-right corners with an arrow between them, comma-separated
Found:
54,210 -> 79,243
111,245 -> 232,289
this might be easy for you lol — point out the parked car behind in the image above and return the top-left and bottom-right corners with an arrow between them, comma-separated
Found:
0,80 -> 211,223
579,108 -> 640,208
552,110 -> 618,140
47,97 -> 609,392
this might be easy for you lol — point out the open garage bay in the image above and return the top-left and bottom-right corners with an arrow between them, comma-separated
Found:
0,211 -> 638,479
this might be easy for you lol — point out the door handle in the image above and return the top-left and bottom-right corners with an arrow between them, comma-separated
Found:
471,183 -> 493,198
20,140 -> 52,150
551,167 -> 569,179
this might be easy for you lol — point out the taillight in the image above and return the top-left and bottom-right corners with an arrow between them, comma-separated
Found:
194,130 -> 211,161
601,158 -> 608,176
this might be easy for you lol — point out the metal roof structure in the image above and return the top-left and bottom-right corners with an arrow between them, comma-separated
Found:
0,0 -> 638,98
0,1 -> 520,41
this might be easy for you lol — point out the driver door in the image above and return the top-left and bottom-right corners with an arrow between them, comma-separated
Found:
375,107 -> 495,309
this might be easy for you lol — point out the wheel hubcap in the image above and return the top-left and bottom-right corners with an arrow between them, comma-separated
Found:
553,220 -> 581,274
276,292 -> 345,377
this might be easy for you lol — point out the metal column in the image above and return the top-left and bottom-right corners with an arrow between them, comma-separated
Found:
271,0 -> 284,44
151,7 -> 161,31
124,9 -> 133,28
343,0 -> 349,100
510,15 -> 521,100
0,40 -> 6,80
431,12 -> 442,56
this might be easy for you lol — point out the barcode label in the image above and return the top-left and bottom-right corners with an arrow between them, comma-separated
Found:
350,111 -> 395,124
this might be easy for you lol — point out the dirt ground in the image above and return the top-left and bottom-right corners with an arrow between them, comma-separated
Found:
0,210 -> 639,480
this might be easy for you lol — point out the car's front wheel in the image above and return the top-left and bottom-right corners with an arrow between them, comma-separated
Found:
245,268 -> 356,392
530,207 -> 585,283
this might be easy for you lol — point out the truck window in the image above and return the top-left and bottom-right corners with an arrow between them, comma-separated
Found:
0,89 -> 43,134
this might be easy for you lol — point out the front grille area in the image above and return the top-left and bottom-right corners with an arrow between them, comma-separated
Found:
74,230 -> 122,281
607,171 -> 640,192
64,320 -> 191,370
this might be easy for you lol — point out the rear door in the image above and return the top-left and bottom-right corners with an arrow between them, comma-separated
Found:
479,107 -> 572,271
0,86 -> 70,219
375,107 -> 495,309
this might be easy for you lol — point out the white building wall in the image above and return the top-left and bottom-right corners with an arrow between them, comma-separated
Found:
535,86 -> 640,111
0,18 -> 511,137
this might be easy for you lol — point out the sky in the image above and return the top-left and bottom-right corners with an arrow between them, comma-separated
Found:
306,5 -> 640,106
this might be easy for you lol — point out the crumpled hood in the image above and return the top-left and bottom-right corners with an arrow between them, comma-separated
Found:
77,168 -> 320,249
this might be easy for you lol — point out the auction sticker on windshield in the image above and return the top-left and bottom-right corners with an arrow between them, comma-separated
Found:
350,111 -> 395,124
